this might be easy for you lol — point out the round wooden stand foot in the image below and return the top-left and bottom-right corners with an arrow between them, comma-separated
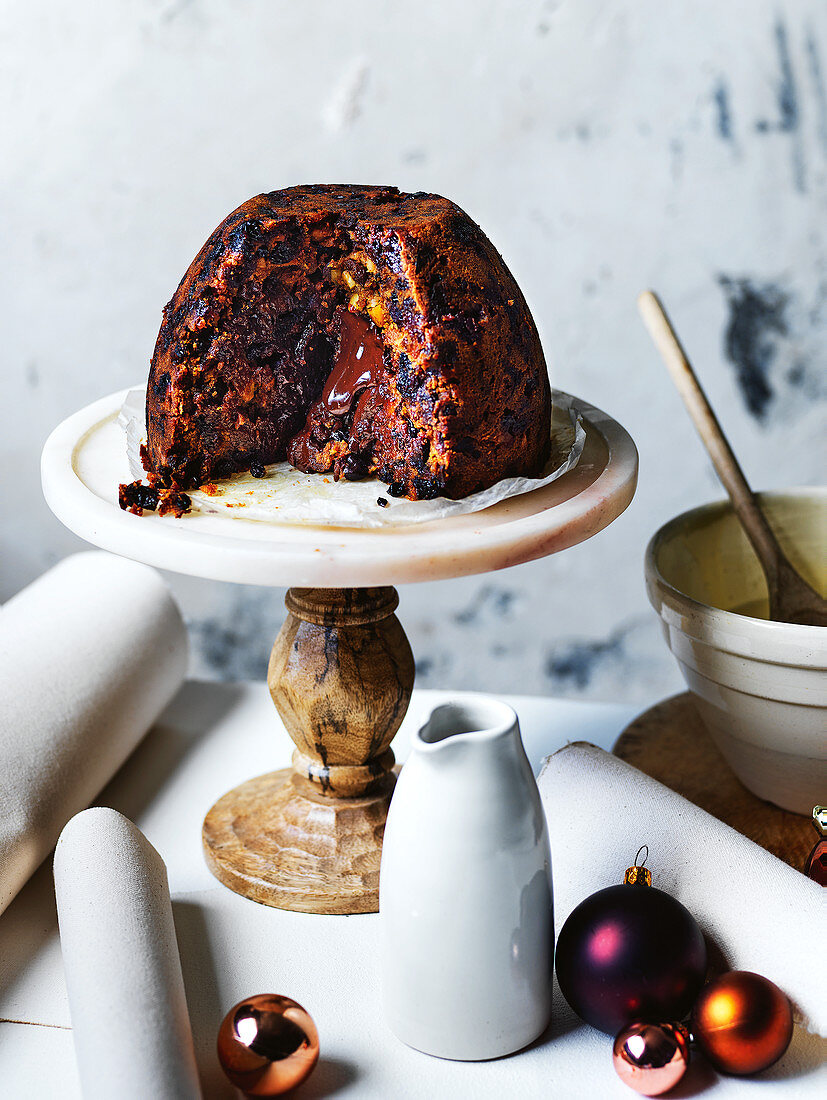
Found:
202,586 -> 414,914
203,768 -> 396,914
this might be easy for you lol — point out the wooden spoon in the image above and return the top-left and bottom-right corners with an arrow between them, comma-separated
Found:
638,289 -> 826,627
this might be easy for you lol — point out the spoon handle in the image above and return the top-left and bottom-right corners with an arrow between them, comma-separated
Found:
637,290 -> 784,585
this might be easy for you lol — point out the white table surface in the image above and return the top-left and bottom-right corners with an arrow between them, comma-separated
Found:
0,682 -> 820,1099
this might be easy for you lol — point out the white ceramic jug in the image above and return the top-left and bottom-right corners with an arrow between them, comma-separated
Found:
380,696 -> 553,1060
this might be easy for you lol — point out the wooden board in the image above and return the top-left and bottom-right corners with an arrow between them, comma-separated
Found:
614,693 -> 813,873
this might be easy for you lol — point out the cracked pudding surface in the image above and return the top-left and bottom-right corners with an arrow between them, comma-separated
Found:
121,184 -> 551,513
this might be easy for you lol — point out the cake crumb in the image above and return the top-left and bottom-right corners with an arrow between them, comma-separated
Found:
119,481 -> 159,516
118,481 -> 190,518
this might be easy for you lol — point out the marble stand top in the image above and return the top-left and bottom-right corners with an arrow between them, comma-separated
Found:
41,389 -> 637,586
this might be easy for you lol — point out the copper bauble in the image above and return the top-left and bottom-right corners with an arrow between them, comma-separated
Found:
217,994 -> 319,1097
805,838 -> 827,885
612,1022 -> 690,1096
692,971 -> 793,1076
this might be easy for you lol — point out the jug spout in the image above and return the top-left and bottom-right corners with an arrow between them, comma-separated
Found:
416,697 -> 520,755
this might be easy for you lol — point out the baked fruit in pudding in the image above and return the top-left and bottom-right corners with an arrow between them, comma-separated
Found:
119,184 -> 550,515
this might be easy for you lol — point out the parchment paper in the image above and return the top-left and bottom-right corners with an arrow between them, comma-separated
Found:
120,387 -> 584,528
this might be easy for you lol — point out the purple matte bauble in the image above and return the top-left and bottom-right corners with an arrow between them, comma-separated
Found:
555,884 -> 707,1034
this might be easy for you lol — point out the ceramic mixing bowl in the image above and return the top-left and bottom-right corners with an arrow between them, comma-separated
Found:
645,488 -> 826,814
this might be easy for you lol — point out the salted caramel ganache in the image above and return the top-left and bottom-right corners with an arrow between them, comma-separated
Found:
119,185 -> 551,515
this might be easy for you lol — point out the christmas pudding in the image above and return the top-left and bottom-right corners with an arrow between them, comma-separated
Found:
119,185 -> 551,515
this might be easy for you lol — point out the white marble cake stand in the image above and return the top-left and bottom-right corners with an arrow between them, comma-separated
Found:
42,387 -> 637,915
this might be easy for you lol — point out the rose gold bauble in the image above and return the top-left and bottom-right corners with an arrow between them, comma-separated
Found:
217,994 -> 319,1097
692,971 -> 793,1076
612,1022 -> 690,1096
805,805 -> 827,884
805,838 -> 827,885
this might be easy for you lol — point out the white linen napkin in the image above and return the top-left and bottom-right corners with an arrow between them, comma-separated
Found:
539,743 -> 824,1036
0,552 -> 188,915
54,808 -> 202,1099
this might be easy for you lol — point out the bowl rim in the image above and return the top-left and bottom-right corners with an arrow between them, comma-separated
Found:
645,487 -> 826,658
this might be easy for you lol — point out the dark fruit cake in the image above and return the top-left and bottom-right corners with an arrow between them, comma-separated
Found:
119,184 -> 550,515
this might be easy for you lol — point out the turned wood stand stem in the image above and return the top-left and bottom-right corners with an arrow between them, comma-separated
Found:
202,586 -> 415,914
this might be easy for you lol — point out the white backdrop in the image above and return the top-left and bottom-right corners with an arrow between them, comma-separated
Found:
3,0 -> 824,700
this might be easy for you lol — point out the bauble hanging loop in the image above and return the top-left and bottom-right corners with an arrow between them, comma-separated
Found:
624,845 -> 652,887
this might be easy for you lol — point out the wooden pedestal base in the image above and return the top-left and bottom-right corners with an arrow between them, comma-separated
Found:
202,587 -> 414,914
203,768 -> 396,913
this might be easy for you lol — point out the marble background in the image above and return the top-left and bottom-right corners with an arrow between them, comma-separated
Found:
3,0 -> 825,702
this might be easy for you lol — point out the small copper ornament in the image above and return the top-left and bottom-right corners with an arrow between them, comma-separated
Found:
612,1022 -> 690,1096
692,971 -> 793,1076
804,805 -> 827,885
217,994 -> 319,1097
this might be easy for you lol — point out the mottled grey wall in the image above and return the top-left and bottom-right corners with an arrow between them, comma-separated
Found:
3,0 -> 825,702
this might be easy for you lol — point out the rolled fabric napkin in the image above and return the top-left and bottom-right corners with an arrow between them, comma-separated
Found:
540,743 -> 824,1036
0,551 -> 187,914
55,807 -> 202,1099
